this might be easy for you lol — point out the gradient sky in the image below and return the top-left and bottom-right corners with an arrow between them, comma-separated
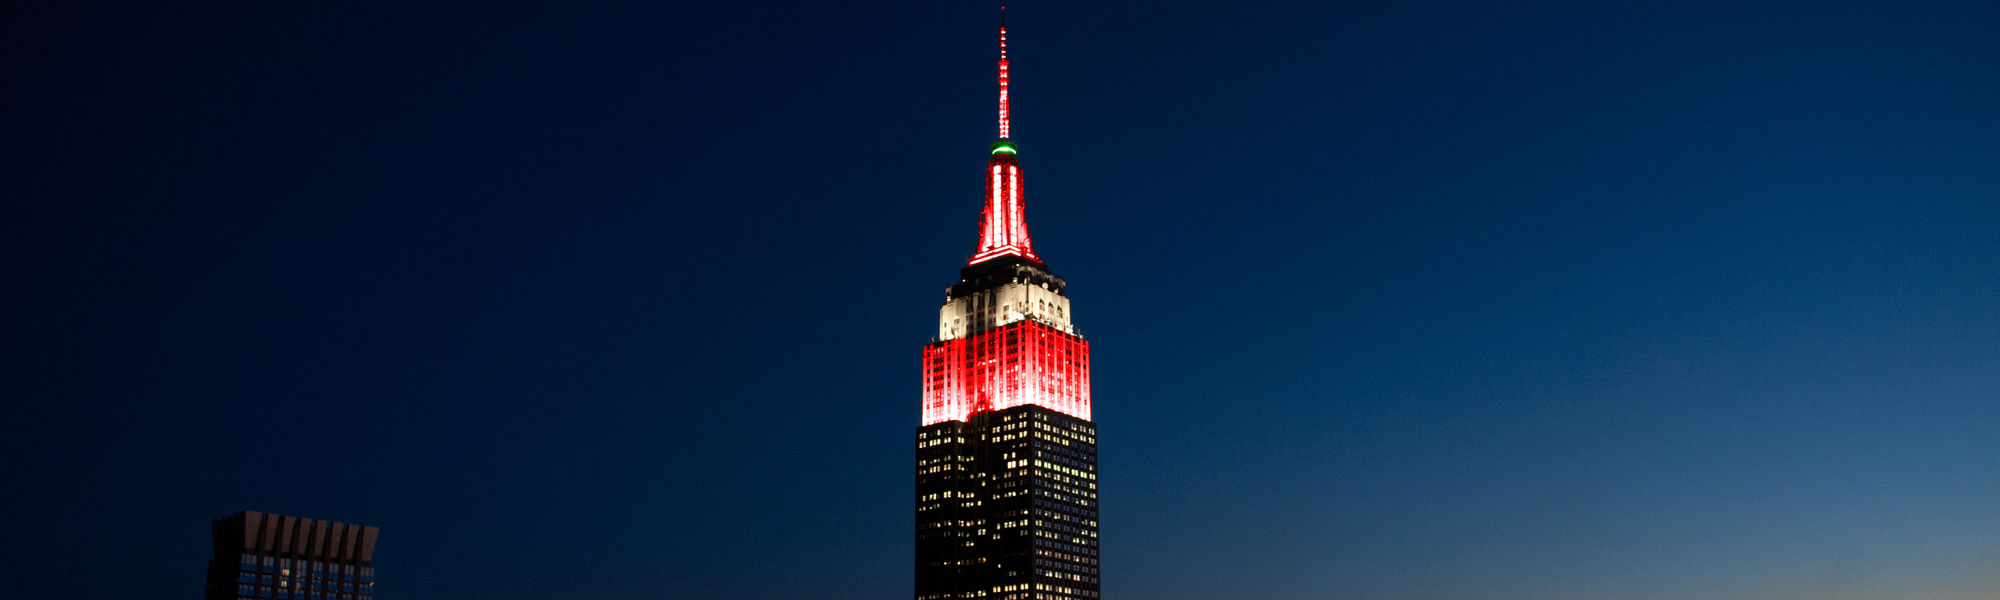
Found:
5,2 -> 1998,599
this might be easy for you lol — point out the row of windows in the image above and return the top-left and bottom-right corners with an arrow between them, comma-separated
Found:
1038,445 -> 1093,466
237,555 -> 371,581
1035,536 -> 1097,552
1035,548 -> 1098,567
917,491 -> 978,501
1030,459 -> 1095,481
916,455 -> 973,467
916,500 -> 978,513
1032,582 -> 1098,598
1036,569 -> 1097,584
1028,420 -> 1096,440
1034,509 -> 1096,526
1033,478 -> 1096,500
1033,529 -> 1098,543
233,585 -> 370,600
237,577 -> 366,592
1029,519 -> 1091,534
236,568 -> 368,583
915,427 -> 967,442
1034,512 -> 1097,529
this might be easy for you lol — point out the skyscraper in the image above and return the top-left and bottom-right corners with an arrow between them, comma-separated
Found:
204,510 -> 378,600
915,11 -> 1100,600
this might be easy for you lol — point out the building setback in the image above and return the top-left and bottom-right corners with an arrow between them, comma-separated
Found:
916,10 -> 1101,600
205,511 -> 378,600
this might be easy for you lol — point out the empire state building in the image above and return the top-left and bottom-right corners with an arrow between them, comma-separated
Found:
915,11 -> 1100,600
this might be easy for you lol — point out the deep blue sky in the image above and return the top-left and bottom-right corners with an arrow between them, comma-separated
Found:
5,1 -> 1998,599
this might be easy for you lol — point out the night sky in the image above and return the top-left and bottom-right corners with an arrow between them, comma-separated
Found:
5,1 -> 1999,599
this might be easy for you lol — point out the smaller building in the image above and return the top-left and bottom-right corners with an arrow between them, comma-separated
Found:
205,510 -> 378,600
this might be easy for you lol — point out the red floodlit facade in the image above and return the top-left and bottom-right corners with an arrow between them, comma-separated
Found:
916,10 -> 1101,600
922,319 -> 1091,425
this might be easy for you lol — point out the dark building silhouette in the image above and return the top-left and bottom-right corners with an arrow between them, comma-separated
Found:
205,511 -> 378,600
916,11 -> 1100,600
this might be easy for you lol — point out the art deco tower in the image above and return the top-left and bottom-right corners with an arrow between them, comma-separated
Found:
205,511 -> 378,600
916,11 -> 1100,600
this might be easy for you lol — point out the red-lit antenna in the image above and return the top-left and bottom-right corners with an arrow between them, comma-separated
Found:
969,5 -> 1037,267
997,6 -> 1010,139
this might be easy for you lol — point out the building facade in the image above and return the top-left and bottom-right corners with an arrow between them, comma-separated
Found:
916,13 -> 1101,600
205,511 -> 378,600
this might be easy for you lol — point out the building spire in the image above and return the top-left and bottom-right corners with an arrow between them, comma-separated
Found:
997,6 -> 1010,139
970,6 -> 1038,266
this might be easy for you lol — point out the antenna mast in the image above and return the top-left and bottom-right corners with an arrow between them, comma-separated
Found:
997,6 -> 1010,139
